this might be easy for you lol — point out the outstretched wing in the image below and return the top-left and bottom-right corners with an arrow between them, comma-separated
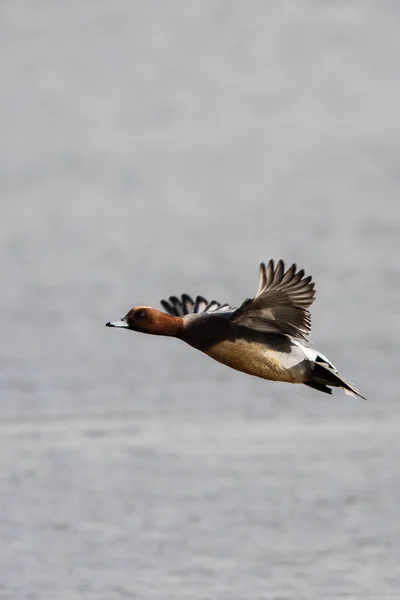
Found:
161,294 -> 233,317
231,259 -> 316,342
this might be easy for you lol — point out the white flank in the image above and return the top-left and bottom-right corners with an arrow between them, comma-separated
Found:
292,340 -> 338,371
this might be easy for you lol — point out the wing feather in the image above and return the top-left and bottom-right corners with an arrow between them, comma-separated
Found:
232,259 -> 316,341
161,295 -> 233,317
161,259 -> 316,341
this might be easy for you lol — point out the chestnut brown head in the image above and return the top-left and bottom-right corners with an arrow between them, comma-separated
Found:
106,306 -> 182,337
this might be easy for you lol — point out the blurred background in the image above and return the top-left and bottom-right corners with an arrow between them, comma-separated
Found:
1,1 -> 400,598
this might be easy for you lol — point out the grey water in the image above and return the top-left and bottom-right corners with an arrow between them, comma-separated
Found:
1,2 -> 400,598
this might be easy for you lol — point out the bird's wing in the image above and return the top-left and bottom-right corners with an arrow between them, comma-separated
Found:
231,259 -> 316,342
161,294 -> 233,317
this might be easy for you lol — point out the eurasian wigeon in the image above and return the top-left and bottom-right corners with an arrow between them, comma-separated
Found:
106,259 -> 365,399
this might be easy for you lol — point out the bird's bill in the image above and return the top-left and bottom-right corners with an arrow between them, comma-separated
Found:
105,319 -> 129,328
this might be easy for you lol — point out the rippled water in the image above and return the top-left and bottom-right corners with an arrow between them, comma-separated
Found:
1,2 -> 400,598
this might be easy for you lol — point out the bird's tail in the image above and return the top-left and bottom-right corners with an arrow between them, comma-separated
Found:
305,360 -> 366,399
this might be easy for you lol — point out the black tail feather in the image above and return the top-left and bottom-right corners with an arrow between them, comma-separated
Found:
304,382 -> 332,395
307,361 -> 366,399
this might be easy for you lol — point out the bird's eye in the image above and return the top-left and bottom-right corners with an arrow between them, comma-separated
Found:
136,310 -> 146,319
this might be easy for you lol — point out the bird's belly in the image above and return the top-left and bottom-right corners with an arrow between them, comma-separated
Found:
204,339 -> 305,383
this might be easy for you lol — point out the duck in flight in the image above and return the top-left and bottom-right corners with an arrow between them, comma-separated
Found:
106,259 -> 365,399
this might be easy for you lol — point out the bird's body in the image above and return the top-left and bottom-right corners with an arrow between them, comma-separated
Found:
181,315 -> 307,383
106,259 -> 365,399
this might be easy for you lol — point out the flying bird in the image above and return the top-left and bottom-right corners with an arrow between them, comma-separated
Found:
106,259 -> 365,399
